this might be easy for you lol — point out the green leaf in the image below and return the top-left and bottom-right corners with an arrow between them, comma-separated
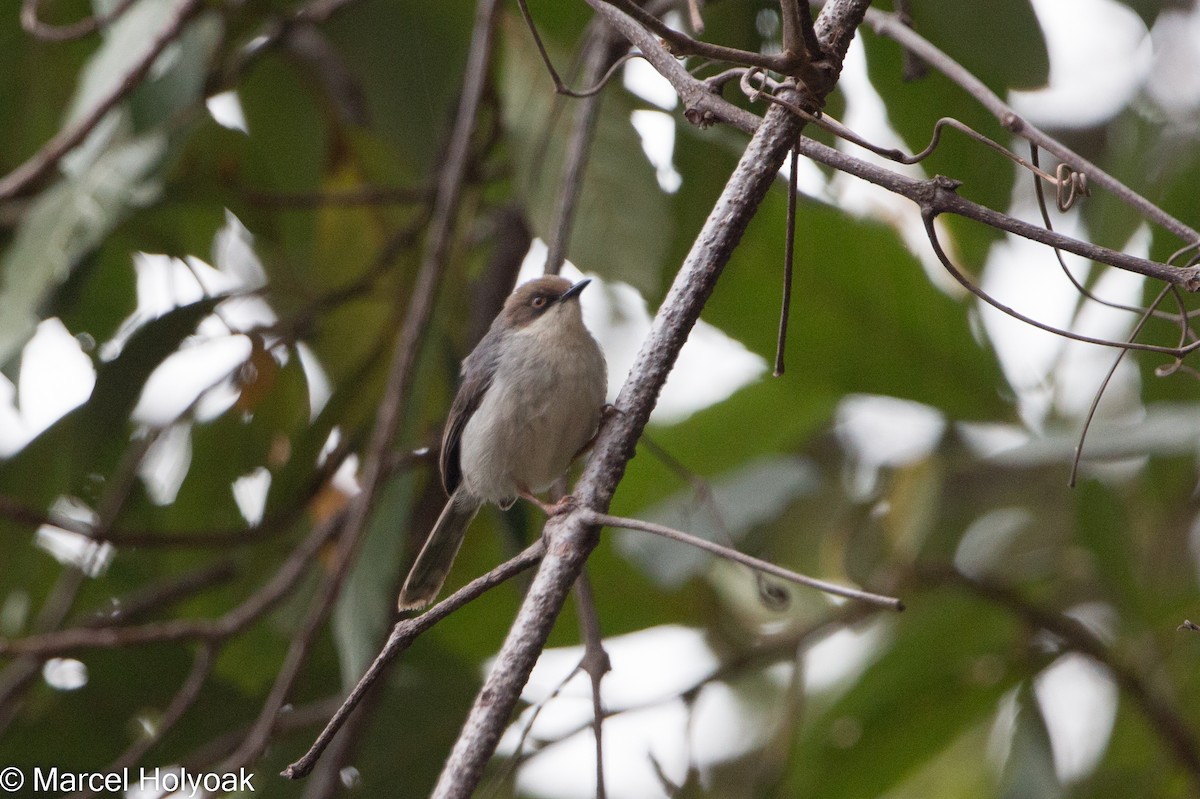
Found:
498,15 -> 671,296
998,684 -> 1061,799
619,455 -> 821,588
785,590 -> 1023,797
333,473 -> 412,687
0,297 -> 220,507
0,130 -> 168,367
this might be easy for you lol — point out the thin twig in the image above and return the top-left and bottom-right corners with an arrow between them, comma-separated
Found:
919,208 -> 1200,357
1069,285 -> 1171,487
863,6 -> 1200,246
20,0 -> 139,41
601,0 -> 803,75
590,0 -> 1200,304
583,510 -> 903,609
516,0 -> 636,99
892,0 -> 927,81
93,561 -> 238,626
0,507 -> 345,656
181,696 -> 345,770
544,25 -> 626,275
67,644 -> 219,799
282,541 -> 546,779
774,145 -> 799,377
573,572 -> 610,799
791,138 -> 1200,297
216,0 -> 506,771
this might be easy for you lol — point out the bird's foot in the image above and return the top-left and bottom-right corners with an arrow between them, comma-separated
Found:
519,490 -> 576,517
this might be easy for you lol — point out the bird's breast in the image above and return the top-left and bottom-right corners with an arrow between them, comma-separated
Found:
458,320 -> 606,505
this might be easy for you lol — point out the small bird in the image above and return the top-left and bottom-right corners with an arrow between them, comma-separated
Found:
398,275 -> 608,610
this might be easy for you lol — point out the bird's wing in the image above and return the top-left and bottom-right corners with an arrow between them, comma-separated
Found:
440,326 -> 503,495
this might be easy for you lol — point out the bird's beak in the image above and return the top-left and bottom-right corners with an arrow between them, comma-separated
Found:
559,279 -> 591,302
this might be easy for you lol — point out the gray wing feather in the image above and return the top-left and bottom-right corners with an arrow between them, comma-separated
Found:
440,325 -> 504,495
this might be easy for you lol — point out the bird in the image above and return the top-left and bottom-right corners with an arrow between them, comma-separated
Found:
397,275 -> 608,610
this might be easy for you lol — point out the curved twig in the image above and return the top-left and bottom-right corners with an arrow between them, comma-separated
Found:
920,209 -> 1200,358
517,0 -> 638,99
743,74 -> 1088,209
1069,285 -> 1171,487
20,0 -> 139,41
863,6 -> 1200,246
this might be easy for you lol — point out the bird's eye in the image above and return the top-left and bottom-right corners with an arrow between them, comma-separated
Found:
531,295 -> 547,309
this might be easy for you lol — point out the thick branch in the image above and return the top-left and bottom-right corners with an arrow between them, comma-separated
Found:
428,4 -> 872,797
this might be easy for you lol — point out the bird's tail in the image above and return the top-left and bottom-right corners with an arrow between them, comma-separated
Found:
397,490 -> 479,611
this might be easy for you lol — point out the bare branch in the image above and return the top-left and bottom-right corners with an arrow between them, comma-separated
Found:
545,25 -> 628,275
215,0 -> 507,772
426,4 -> 873,796
601,0 -> 801,74
584,510 -> 904,609
919,207 -> 1200,357
863,7 -> 1200,247
0,0 -> 205,201
1069,286 -> 1171,486
66,644 -> 218,799
793,137 -> 1200,294
572,572 -> 611,799
0,507 -> 344,656
516,0 -> 636,99
281,542 -> 546,779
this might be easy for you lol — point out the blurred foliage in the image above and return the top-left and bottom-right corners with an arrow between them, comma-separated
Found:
1,1 -> 1200,798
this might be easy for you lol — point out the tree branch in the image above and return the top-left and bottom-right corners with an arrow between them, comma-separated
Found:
862,7 -> 1200,246
921,565 -> 1200,787
0,0 -> 205,201
792,139 -> 1200,292
282,542 -> 546,779
213,0 -> 506,772
583,510 -> 904,609
0,507 -> 343,656
426,3 -> 873,796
